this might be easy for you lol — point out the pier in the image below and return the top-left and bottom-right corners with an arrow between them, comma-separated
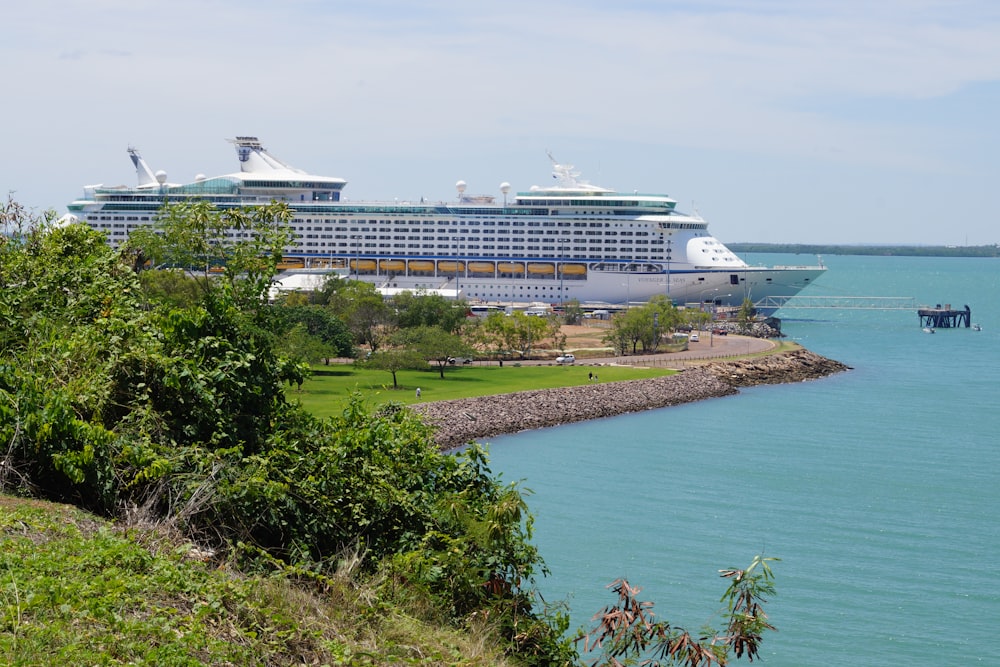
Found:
754,296 -> 916,310
917,304 -> 972,329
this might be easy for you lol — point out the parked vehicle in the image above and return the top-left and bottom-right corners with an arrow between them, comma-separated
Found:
689,333 -> 700,342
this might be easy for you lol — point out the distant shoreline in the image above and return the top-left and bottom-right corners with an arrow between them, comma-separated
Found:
729,243 -> 999,258
413,348 -> 850,449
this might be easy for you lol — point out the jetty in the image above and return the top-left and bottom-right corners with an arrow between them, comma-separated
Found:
917,304 -> 971,329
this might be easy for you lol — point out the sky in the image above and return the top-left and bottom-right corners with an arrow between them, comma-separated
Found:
4,0 -> 1000,245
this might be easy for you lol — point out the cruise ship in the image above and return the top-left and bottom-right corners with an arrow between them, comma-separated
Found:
66,137 -> 824,314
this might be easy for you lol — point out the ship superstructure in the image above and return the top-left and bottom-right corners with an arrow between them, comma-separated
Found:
66,137 -> 824,313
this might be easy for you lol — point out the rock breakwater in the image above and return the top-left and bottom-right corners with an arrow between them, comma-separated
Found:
701,348 -> 850,387
413,348 -> 850,449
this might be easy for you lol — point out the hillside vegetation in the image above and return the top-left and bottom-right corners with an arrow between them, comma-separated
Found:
1,198 -> 778,666
0,495 -> 518,665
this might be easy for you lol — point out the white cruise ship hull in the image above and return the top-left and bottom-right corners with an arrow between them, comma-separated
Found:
65,137 -> 825,316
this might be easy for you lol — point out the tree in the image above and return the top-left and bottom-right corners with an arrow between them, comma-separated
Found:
320,279 -> 395,352
361,347 -> 429,388
136,267 -> 205,309
737,298 -> 757,334
125,199 -> 294,310
396,325 -> 473,378
0,201 -> 578,664
561,298 -> 585,325
393,291 -> 469,334
274,304 -> 354,361
475,311 -> 563,360
604,297 -> 681,355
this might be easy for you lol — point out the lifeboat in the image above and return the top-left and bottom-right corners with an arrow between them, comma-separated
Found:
379,259 -> 406,271
350,259 -> 377,271
467,261 -> 496,274
277,259 -> 305,270
528,262 -> 555,275
497,262 -> 525,274
560,263 -> 587,275
408,260 -> 435,272
437,260 -> 466,273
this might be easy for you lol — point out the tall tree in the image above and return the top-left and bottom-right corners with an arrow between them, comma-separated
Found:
125,199 -> 294,309
320,279 -> 395,352
393,291 -> 469,333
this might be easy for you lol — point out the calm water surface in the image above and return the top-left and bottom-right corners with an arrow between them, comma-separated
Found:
487,255 -> 1000,665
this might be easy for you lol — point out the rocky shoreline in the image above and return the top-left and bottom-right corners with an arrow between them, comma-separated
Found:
412,349 -> 850,449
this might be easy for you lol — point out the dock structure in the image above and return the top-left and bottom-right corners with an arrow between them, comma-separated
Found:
917,304 -> 971,329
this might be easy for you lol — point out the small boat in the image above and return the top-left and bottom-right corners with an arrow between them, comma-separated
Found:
378,259 -> 406,272
972,323 -> 982,331
922,327 -> 935,334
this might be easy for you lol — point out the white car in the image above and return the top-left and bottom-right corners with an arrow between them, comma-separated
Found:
555,353 -> 576,365
689,333 -> 700,342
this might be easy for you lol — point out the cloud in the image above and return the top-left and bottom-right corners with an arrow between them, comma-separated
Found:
4,0 -> 1000,243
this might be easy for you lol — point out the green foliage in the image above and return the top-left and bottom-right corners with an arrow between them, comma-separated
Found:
319,278 -> 396,352
136,267 -> 206,309
395,325 -> 474,378
126,199 -> 294,310
0,496 -> 520,666
561,298 -> 585,325
477,311 -> 558,360
273,304 -> 354,360
1,199 -> 778,666
737,299 -> 757,333
393,291 -> 470,333
0,200 -> 571,664
603,296 -> 681,355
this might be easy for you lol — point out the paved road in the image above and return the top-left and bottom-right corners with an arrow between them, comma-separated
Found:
504,333 -> 776,369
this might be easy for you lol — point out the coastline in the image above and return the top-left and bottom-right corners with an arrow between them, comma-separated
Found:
412,348 -> 850,449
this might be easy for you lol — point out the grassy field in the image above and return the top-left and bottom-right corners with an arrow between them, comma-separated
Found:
290,362 -> 677,418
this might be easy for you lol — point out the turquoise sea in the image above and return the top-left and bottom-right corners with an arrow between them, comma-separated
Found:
486,254 -> 1000,665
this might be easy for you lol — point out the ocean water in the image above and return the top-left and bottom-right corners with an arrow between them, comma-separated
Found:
486,254 -> 1000,665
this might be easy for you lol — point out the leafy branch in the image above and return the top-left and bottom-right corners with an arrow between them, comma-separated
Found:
577,555 -> 779,666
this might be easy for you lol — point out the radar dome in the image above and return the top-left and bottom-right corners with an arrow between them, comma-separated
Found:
456,180 -> 467,193
195,174 -> 206,182
500,182 -> 511,194
155,170 -> 168,184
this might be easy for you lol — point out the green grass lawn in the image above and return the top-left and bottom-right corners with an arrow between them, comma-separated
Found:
290,362 -> 677,418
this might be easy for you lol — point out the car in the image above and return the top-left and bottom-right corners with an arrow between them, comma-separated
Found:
447,356 -> 473,365
555,353 -> 576,365
689,333 -> 700,342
